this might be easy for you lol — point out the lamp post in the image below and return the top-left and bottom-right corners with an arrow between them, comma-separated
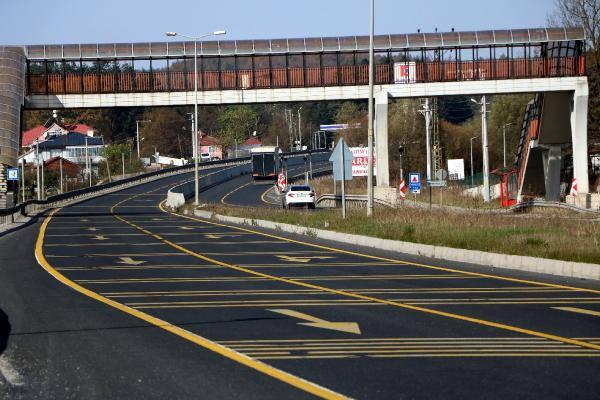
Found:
470,136 -> 478,187
166,29 -> 226,205
502,122 -> 515,168
366,0 -> 375,216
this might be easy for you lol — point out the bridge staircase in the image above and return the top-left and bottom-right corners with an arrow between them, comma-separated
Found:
515,94 -> 543,202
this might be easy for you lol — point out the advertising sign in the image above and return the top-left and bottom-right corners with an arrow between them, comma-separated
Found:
394,62 -> 417,84
350,146 -> 376,177
447,159 -> 465,180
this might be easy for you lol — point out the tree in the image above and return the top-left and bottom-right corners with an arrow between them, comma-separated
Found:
216,106 -> 260,149
139,108 -> 187,158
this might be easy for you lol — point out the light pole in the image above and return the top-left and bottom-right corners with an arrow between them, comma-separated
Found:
166,29 -> 226,205
502,122 -> 515,168
366,0 -> 375,216
470,136 -> 478,187
135,119 -> 151,159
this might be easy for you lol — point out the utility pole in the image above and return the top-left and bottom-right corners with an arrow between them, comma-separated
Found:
122,152 -> 125,178
471,97 -> 490,201
35,142 -> 41,200
21,160 -> 25,202
105,157 -> 112,183
59,157 -> 64,193
136,119 -> 151,159
297,107 -> 302,149
40,156 -> 45,200
85,136 -> 92,187
420,98 -> 433,181
366,0 -> 375,216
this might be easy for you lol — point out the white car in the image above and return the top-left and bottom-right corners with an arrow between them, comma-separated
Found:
282,185 -> 316,209
200,153 -> 211,162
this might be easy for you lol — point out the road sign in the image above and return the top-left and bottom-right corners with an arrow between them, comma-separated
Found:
428,180 -> 447,187
329,139 -> 353,181
6,168 -> 19,181
408,173 -> 421,194
435,169 -> 448,180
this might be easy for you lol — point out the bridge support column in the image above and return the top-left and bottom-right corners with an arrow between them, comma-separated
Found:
542,145 -> 562,201
570,80 -> 589,194
0,46 -> 26,208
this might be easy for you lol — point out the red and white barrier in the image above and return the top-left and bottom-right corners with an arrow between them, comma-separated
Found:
570,178 -> 578,197
399,179 -> 406,200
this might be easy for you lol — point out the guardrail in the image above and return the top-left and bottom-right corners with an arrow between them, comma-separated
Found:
0,156 -> 251,226
316,194 -> 392,209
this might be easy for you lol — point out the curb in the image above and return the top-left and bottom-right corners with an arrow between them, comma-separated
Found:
194,210 -> 599,281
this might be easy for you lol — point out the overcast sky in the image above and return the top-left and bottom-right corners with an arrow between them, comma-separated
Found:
3,0 -> 557,45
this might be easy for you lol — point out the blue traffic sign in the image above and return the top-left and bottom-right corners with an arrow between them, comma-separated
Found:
6,168 -> 19,181
408,172 -> 421,193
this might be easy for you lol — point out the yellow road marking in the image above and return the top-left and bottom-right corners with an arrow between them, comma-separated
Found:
152,204 -> 600,352
36,214 -> 348,400
221,181 -> 252,205
553,307 -> 600,317
170,207 -> 600,296
276,255 -> 336,263
117,257 -> 146,266
268,309 -> 361,334
261,185 -> 280,205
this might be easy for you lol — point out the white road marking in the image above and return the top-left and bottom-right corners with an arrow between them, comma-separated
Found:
0,355 -> 24,387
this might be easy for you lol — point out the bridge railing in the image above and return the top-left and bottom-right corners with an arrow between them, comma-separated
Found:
26,56 -> 585,95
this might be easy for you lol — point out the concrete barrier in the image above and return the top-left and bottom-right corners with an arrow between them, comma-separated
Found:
193,210 -> 600,281
166,164 -> 251,209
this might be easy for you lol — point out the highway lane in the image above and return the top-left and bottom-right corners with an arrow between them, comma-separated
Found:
26,168 -> 600,399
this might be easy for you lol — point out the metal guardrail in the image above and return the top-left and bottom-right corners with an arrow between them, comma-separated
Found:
0,156 -> 254,226
316,194 -> 392,209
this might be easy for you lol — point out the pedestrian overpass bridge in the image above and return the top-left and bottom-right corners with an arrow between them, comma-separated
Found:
0,27 -> 591,206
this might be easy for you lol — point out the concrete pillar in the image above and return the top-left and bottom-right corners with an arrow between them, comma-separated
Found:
542,145 -> 562,201
570,79 -> 589,193
375,90 -> 390,187
0,46 -> 26,208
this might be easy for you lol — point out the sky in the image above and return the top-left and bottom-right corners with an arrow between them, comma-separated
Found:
2,0 -> 557,45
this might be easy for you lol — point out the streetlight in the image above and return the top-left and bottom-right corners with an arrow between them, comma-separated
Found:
366,0 -> 375,216
502,122 -> 515,168
470,136 -> 478,187
166,29 -> 226,205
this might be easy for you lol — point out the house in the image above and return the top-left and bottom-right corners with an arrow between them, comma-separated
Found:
20,114 -> 105,170
43,156 -> 81,177
233,136 -> 262,157
199,130 -> 222,160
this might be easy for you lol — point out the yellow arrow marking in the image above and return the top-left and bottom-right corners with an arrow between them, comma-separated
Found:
204,234 -> 242,239
553,307 -> 600,317
93,235 -> 109,241
276,255 -> 335,263
117,257 -> 147,266
269,309 -> 361,334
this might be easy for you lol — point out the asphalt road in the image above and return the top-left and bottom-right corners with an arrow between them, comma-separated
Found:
1,166 -> 599,399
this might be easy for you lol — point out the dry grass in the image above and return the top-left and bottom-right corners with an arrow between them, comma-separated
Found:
200,203 -> 600,265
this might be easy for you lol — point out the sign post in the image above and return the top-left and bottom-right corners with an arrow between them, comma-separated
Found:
329,139 -> 353,219
408,172 -> 421,203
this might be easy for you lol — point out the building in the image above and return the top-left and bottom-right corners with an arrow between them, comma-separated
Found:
232,136 -> 262,158
20,115 -> 105,170
199,130 -> 222,160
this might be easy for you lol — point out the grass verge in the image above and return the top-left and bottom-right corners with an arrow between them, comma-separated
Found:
193,203 -> 600,265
